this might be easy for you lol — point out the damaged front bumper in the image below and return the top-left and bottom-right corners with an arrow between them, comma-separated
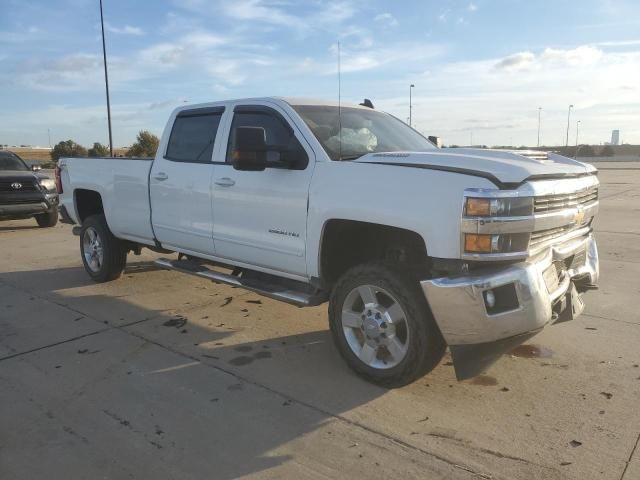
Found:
421,234 -> 599,380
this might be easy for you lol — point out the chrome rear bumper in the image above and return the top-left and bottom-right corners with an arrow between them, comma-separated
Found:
421,234 -> 598,378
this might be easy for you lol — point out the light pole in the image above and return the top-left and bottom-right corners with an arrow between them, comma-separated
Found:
537,107 -> 542,147
565,104 -> 573,147
575,120 -> 581,158
409,84 -> 415,127
99,0 -> 114,157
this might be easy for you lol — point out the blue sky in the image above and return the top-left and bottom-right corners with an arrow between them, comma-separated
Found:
1,0 -> 639,147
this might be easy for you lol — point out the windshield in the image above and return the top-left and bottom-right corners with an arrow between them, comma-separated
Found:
0,152 -> 29,171
292,105 -> 436,160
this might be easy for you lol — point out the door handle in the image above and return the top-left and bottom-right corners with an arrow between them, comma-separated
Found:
214,177 -> 236,187
154,172 -> 169,181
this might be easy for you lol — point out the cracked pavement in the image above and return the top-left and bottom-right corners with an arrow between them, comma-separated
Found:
1,162 -> 639,479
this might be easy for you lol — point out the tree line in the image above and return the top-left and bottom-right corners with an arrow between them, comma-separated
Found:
50,130 -> 160,161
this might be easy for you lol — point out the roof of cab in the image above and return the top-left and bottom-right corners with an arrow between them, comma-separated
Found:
278,97 -> 369,109
173,97 -> 369,113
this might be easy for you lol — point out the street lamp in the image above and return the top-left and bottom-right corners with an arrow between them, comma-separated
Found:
575,120 -> 581,158
99,0 -> 114,157
409,84 -> 415,127
565,104 -> 574,147
537,107 -> 542,147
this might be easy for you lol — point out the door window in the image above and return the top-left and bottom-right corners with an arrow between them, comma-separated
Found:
226,110 -> 308,170
165,107 -> 224,163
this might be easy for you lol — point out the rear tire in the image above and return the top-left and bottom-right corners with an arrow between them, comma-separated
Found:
35,208 -> 58,228
80,214 -> 127,282
329,261 -> 445,388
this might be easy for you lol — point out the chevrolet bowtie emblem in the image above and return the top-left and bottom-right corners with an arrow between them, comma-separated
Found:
575,208 -> 585,225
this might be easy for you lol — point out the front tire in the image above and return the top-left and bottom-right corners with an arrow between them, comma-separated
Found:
35,208 -> 58,228
329,262 -> 445,388
80,214 -> 127,282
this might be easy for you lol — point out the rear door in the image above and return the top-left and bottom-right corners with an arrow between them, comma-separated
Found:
150,106 -> 224,254
211,103 -> 315,278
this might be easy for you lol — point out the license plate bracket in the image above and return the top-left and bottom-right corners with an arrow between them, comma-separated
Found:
555,282 -> 585,323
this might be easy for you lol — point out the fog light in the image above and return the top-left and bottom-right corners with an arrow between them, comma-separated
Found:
485,289 -> 496,308
484,283 -> 520,315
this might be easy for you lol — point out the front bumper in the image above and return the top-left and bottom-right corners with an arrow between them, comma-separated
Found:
421,234 -> 598,379
0,194 -> 58,218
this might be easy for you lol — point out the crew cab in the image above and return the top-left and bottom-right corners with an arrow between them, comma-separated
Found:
57,97 -> 599,386
0,150 -> 59,227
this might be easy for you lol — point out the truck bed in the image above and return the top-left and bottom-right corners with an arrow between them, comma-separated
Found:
59,156 -> 156,245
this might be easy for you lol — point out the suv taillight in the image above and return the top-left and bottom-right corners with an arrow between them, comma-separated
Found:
54,165 -> 63,194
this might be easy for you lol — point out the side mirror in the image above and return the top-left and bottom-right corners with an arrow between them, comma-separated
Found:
232,127 -> 267,171
31,165 -> 42,171
428,136 -> 442,148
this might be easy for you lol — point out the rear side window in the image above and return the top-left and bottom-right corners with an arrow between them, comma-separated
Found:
165,107 -> 224,163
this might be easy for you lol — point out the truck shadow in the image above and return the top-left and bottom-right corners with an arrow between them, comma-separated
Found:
0,223 -> 42,232
0,262 -> 397,480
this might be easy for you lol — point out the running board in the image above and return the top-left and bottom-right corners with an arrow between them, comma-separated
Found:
154,258 -> 327,308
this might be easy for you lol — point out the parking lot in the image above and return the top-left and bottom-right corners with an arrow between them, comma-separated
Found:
1,162 -> 639,480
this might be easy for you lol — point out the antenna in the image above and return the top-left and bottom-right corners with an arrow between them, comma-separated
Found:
337,41 -> 343,161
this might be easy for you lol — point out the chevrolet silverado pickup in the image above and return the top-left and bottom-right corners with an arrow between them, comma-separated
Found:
0,150 -> 59,227
57,97 -> 599,386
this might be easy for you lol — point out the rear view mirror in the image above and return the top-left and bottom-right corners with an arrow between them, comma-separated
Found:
232,127 -> 267,171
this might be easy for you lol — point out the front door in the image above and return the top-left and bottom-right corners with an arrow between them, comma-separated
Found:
211,104 -> 314,277
150,106 -> 225,255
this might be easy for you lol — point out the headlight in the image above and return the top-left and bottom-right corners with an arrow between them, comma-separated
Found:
464,197 -> 533,217
464,233 -> 530,254
39,178 -> 56,192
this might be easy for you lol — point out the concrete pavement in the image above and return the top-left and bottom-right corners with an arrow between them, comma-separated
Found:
1,165 -> 639,479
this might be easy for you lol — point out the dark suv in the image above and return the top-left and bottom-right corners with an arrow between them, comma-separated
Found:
0,151 -> 59,227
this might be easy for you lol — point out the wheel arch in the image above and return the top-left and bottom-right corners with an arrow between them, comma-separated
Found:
317,219 -> 430,289
74,189 -> 104,224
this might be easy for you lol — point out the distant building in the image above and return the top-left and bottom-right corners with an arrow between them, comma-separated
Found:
611,130 -> 620,146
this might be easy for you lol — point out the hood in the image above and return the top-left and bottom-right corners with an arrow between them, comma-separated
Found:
0,170 -> 50,180
354,149 -> 597,187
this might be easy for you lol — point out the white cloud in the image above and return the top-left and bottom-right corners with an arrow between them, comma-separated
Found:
594,39 -> 640,47
494,51 -> 536,70
468,3 -> 478,12
222,0 -> 305,29
339,26 -> 374,49
105,23 -> 144,36
494,46 -> 603,71
316,2 -> 356,24
303,42 -> 444,75
17,53 -> 104,91
374,12 -> 398,28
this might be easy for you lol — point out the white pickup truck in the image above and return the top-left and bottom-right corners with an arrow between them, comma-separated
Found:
57,97 -> 599,386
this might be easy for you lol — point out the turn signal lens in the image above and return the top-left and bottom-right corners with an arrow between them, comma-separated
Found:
465,198 -> 491,216
464,234 -> 493,253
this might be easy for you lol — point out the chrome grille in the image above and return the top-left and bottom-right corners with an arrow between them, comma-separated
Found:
534,186 -> 598,213
529,223 -> 590,250
530,225 -> 574,249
